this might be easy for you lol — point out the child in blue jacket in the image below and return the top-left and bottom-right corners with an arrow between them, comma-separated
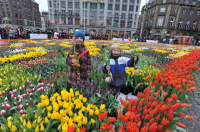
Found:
102,44 -> 139,96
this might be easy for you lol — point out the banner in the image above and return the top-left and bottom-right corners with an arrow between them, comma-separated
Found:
112,38 -> 122,41
174,36 -> 193,45
30,34 -> 48,39
85,36 -> 90,40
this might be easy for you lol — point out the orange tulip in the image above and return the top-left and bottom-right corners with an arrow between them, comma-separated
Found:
108,117 -> 116,123
100,123 -> 109,131
177,122 -> 186,129
185,115 -> 195,120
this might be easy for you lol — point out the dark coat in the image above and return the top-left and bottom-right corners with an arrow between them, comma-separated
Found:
66,44 -> 92,87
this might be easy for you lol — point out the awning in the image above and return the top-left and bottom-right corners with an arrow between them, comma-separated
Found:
2,17 -> 11,21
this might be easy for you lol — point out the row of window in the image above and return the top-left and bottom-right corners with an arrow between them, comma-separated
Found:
50,9 -> 138,19
52,18 -> 137,28
159,7 -> 200,15
49,1 -> 139,12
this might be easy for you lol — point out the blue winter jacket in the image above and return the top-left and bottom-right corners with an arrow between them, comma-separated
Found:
102,55 -> 139,86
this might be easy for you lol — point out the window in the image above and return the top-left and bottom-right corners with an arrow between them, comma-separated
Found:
152,9 -> 155,14
128,13 -> 132,19
171,8 -> 176,14
114,12 -> 119,18
108,4 -> 112,10
123,0 -> 127,2
197,11 -> 200,15
50,9 -> 52,14
190,10 -> 193,15
163,0 -> 166,3
61,17 -> 66,24
178,19 -> 183,28
68,10 -> 72,15
182,9 -> 186,14
185,0 -> 189,4
13,0 -> 15,3
137,0 -> 140,3
18,7 -> 20,11
157,17 -> 163,27
99,11 -> 104,16
121,13 -> 126,18
120,21 -> 125,27
160,8 -> 165,12
61,1 -> 66,8
107,20 -> 111,26
185,20 -> 190,29
145,20 -> 148,27
83,2 -> 88,8
192,1 -> 196,5
61,10 -> 65,15
107,12 -> 112,17
136,6 -> 138,12
68,2 -> 72,8
130,0 -> 134,2
90,11 -> 97,16
116,0 -> 120,2
68,18 -> 73,25
135,14 -> 138,19
127,21 -> 132,28
193,21 -> 197,29
100,3 -> 104,9
115,4 -> 120,11
90,3 -> 97,9
169,18 -> 174,27
122,5 -> 127,11
75,2 -> 79,8
1,5 -> 4,10
129,5 -> 134,11
6,5 -> 9,10
75,10 -> 79,16
49,1 -> 52,7
150,19 -> 153,26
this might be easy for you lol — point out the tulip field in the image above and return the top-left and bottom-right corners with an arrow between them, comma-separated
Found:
0,39 -> 200,132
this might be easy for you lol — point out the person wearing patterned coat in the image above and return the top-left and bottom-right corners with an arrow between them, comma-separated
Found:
66,31 -> 92,87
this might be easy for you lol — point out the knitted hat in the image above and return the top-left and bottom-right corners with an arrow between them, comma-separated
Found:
75,30 -> 85,42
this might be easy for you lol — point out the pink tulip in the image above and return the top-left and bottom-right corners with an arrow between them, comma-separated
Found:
0,110 -> 6,116
19,109 -> 24,115
41,87 -> 44,91
4,97 -> 8,102
18,100 -> 22,104
41,83 -> 44,87
2,91 -> 6,95
6,104 -> 11,110
13,90 -> 17,94
9,91 -> 13,95
26,103 -> 29,107
26,100 -> 28,103
47,93 -> 49,96
32,88 -> 36,92
51,84 -> 54,88
17,104 -> 23,110
30,98 -> 32,101
30,93 -> 33,97
19,87 -> 23,91
14,102 -> 17,106
37,89 -> 41,92
27,80 -> 30,84
29,84 -> 33,88
2,104 -> 5,109
14,97 -> 17,100
23,85 -> 26,89
26,89 -> 29,93
34,101 -> 36,105
11,94 -> 14,98
47,83 -> 50,87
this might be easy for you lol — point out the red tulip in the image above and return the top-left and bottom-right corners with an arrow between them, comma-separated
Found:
185,115 -> 194,120
29,84 -> 34,88
34,101 -> 36,105
2,104 -> 5,109
29,93 -> 33,97
32,88 -> 36,92
13,90 -> 17,94
19,87 -> 23,91
17,104 -> 23,110
47,83 -> 50,87
30,98 -> 32,101
2,91 -> 6,95
41,87 -> 44,91
4,97 -> 8,102
27,80 -> 30,84
26,103 -> 29,107
0,110 -> 6,116
19,109 -> 24,115
11,94 -> 14,98
9,91 -> 13,95
14,102 -> 17,106
51,84 -> 54,88
6,104 -> 11,110
177,122 -> 186,129
18,100 -> 22,104
23,85 -> 26,89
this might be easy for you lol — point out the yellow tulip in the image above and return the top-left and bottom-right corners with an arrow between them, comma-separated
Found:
35,125 -> 39,132
40,123 -> 44,131
27,121 -> 32,129
91,118 -> 96,125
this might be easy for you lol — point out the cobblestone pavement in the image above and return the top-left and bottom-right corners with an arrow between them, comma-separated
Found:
180,73 -> 200,132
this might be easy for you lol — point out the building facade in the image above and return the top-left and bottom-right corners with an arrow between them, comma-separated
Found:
0,0 -> 41,29
41,11 -> 50,31
47,0 -> 141,37
138,0 -> 200,42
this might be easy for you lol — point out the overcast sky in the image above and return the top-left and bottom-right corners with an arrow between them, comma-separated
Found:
35,0 -> 146,13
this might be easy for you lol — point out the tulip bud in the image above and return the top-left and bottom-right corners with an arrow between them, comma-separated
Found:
18,100 -> 22,104
23,85 -> 26,89
0,110 -> 6,116
2,104 -> 5,109
13,90 -> 17,94
11,94 -> 14,98
9,91 -> 13,95
34,101 -> 36,105
47,83 -> 50,87
19,87 -> 23,91
30,93 -> 33,97
29,84 -> 34,88
17,104 -> 23,110
26,100 -> 28,103
6,104 -> 11,110
19,109 -> 24,115
51,84 -> 54,88
14,97 -> 17,100
41,83 -> 44,87
14,102 -> 17,106
30,98 -> 32,101
41,87 -> 44,91
27,80 -> 30,84
26,103 -> 29,107
2,91 -> 6,95
37,89 -> 41,92
4,97 -> 8,102
32,88 -> 36,92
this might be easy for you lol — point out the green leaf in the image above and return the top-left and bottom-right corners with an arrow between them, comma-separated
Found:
86,120 -> 91,132
176,126 -> 187,132
108,108 -> 112,113
96,93 -> 101,97
96,120 -> 99,130
92,130 -> 98,132
10,106 -> 17,111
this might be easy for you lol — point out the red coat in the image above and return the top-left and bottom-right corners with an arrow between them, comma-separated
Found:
66,44 -> 91,87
